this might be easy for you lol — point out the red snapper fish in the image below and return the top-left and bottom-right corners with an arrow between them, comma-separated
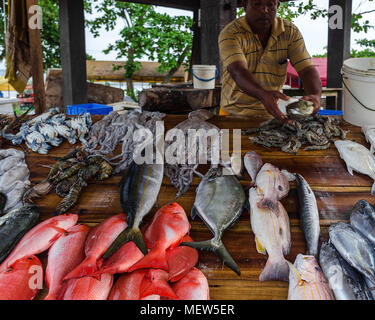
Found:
171,267 -> 210,300
44,224 -> 90,300
108,270 -> 160,300
59,273 -> 113,300
64,214 -> 127,280
129,203 -> 190,272
255,163 -> 290,216
0,213 -> 78,272
166,235 -> 199,282
0,255 -> 42,300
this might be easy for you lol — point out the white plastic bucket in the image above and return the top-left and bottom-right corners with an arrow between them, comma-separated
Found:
342,58 -> 375,126
192,65 -> 218,89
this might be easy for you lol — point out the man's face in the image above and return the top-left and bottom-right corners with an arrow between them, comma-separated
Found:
244,0 -> 279,30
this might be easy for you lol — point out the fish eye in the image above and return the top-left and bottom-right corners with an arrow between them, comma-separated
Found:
278,186 -> 283,191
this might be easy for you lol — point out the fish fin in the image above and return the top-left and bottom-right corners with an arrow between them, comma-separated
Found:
140,272 -> 178,300
191,206 -> 198,220
286,260 -> 304,285
257,198 -> 279,217
346,164 -> 354,176
128,246 -> 168,272
259,256 -> 289,282
181,239 -> 240,276
103,227 -> 148,258
281,169 -> 296,182
167,246 -> 199,282
63,257 -> 98,280
372,182 -> 375,196
371,145 -> 374,154
255,237 -> 267,255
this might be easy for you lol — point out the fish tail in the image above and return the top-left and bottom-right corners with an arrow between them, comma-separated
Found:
63,256 -> 98,280
128,246 -> 168,272
103,227 -> 148,259
181,239 -> 241,276
259,256 -> 289,282
140,273 -> 178,300
372,181 -> 375,196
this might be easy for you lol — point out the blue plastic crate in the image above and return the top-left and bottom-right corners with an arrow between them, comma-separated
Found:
67,103 -> 113,115
318,109 -> 343,116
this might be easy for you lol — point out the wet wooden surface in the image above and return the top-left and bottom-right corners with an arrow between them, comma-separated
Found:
15,113 -> 373,300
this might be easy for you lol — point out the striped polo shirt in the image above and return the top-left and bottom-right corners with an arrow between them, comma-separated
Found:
219,16 -> 313,116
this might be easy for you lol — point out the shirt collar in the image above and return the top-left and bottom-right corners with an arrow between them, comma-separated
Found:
239,16 -> 285,38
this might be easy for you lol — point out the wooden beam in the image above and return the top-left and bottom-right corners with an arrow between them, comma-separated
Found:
327,0 -> 352,110
26,0 -> 45,114
117,0 -> 200,11
59,0 -> 88,109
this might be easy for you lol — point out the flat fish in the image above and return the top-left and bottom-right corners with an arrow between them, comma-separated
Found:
335,140 -> 375,195
255,163 -> 290,216
319,242 -> 373,300
350,200 -> 375,248
249,188 -> 291,282
329,222 -> 375,283
244,151 -> 263,182
295,173 -> 320,257
181,167 -> 245,276
288,254 -> 335,300
362,125 -> 375,153
103,162 -> 164,258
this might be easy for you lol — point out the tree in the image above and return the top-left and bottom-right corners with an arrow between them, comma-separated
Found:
88,1 -> 193,101
0,0 -> 8,63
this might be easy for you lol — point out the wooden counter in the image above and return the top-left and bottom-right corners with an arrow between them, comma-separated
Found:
19,113 -> 370,300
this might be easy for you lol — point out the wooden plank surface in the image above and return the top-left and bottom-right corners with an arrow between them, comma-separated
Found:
13,113 -> 373,300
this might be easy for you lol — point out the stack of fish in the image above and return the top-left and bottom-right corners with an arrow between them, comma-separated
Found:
0,149 -> 30,214
244,151 -> 292,282
0,205 -> 209,300
319,200 -> 375,300
2,107 -> 92,154
245,115 -> 348,153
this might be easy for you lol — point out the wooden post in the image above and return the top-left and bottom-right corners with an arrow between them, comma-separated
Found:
26,0 -> 45,114
59,0 -> 87,110
327,0 -> 352,110
200,0 -> 237,83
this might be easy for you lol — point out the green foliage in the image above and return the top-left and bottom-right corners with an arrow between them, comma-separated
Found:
0,0 -> 7,63
88,0 -> 193,99
313,39 -> 375,58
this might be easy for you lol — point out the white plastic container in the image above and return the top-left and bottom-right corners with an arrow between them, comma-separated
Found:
192,65 -> 217,90
342,58 -> 375,126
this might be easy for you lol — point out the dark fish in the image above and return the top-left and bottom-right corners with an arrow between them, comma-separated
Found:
103,162 -> 164,258
319,242 -> 373,300
0,193 -> 7,215
350,200 -> 375,248
329,222 -> 375,283
181,167 -> 245,276
0,205 -> 40,263
295,174 -> 320,257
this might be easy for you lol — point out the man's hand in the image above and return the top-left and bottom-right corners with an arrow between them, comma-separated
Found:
300,94 -> 321,114
259,90 -> 291,123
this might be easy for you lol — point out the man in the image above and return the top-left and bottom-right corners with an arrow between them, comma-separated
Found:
219,0 -> 322,122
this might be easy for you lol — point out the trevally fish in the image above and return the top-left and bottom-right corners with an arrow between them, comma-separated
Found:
249,188 -> 291,282
350,200 -> 375,248
319,242 -> 373,300
335,140 -> 375,195
181,167 -> 245,276
329,222 -> 375,283
288,254 -> 335,300
103,162 -> 164,258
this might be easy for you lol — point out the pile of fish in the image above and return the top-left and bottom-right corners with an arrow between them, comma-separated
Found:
335,140 -> 375,195
0,149 -> 30,214
318,200 -> 375,300
23,148 -> 113,215
83,110 -> 165,174
2,107 -> 92,154
0,204 -> 209,300
245,115 -> 348,153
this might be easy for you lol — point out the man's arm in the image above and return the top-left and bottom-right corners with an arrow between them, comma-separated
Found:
227,61 -> 290,122
298,65 -> 322,113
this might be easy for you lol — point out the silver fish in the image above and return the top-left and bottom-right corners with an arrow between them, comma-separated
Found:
350,200 -> 375,248
0,155 -> 24,176
181,167 -> 246,276
295,173 -> 320,257
0,164 -> 29,192
329,222 -> 375,283
103,162 -> 164,257
249,188 -> 291,281
255,163 -> 290,217
288,254 -> 335,300
362,125 -> 375,153
335,140 -> 375,195
244,151 -> 263,182
319,242 -> 373,300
